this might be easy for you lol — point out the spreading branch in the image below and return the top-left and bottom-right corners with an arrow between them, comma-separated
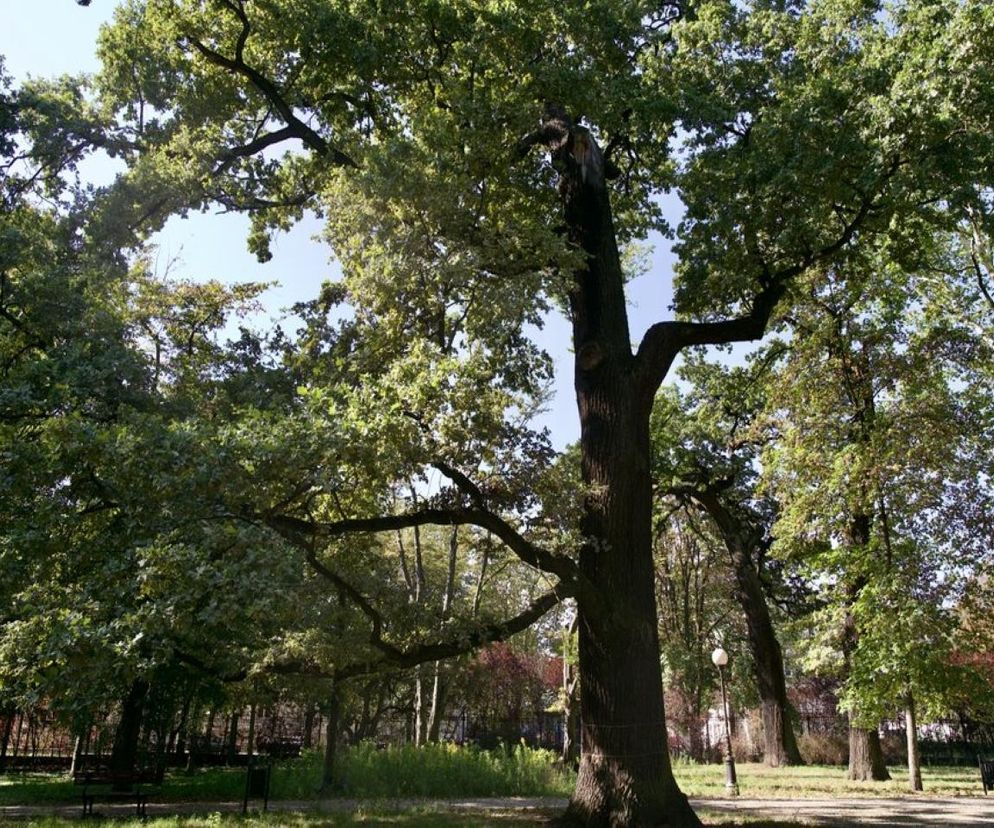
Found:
184,1 -> 356,168
636,156 -> 904,398
264,506 -> 578,585
269,586 -> 567,682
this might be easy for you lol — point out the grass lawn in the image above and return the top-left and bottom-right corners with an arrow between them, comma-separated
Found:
672,761 -> 984,798
0,753 -> 980,827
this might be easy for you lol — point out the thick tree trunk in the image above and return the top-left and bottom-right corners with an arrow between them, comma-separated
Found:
566,405 -> 698,825
735,568 -> 802,766
110,679 -> 149,787
548,114 -> 699,826
694,493 -> 803,767
847,725 -> 890,781
906,693 -> 922,792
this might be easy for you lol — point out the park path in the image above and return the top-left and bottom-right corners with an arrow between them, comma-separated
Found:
694,795 -> 994,826
1,795 -> 993,825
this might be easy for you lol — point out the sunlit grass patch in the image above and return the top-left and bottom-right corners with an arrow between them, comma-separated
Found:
673,761 -> 982,798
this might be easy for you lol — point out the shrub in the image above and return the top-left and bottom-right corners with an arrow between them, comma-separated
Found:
272,742 -> 573,799
796,732 -> 849,765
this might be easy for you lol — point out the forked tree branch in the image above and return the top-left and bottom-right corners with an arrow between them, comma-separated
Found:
636,155 -> 904,398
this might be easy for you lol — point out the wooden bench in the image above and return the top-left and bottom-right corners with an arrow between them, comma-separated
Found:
979,757 -> 994,795
73,767 -> 161,817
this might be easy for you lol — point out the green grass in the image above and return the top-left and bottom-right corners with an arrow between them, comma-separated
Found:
672,761 -> 983,797
0,752 -> 979,827
0,744 -> 572,806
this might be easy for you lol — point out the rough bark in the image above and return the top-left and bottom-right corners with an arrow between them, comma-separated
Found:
906,693 -> 922,792
109,679 -> 150,787
547,114 -> 700,827
847,725 -> 890,781
689,492 -> 803,766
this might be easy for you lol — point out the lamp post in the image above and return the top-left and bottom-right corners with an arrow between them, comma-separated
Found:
711,647 -> 739,795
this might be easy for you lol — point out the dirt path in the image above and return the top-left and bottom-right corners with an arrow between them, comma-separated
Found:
694,795 -> 994,826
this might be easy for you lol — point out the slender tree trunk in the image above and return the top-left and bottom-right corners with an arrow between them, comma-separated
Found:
426,527 -> 458,744
547,114 -> 699,826
109,679 -> 150,788
320,686 -> 341,792
203,708 -> 216,751
226,711 -> 240,765
302,706 -> 315,750
426,663 -> 447,743
10,712 -> 22,760
843,515 -> 889,782
0,706 -> 14,774
70,734 -> 84,775
413,668 -> 427,746
247,704 -> 257,757
906,693 -> 922,792
173,694 -> 191,758
562,621 -> 580,769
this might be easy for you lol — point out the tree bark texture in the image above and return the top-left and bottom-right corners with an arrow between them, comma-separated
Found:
734,560 -> 803,766
843,514 -> 890,782
692,493 -> 803,766
321,686 -> 341,792
552,117 -> 700,827
109,678 -> 149,787
906,694 -> 922,792
847,725 -> 890,781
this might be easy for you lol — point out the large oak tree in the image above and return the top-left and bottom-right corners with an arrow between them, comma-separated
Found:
81,0 -> 994,823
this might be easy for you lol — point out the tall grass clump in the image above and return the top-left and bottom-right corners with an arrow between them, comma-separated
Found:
327,742 -> 572,798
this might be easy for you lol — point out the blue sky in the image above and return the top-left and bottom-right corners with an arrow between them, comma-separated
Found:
3,0 -> 684,449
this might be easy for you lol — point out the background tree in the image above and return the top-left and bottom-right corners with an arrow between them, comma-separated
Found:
652,358 -> 808,767
762,243 -> 994,781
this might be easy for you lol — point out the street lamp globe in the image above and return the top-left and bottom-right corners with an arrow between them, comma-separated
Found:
711,647 -> 729,668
